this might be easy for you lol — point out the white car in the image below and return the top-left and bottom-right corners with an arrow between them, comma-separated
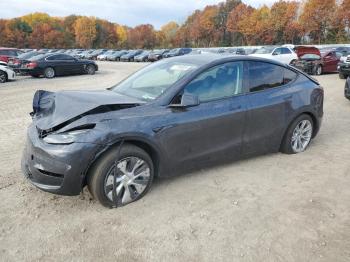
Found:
97,50 -> 116,61
0,62 -> 15,83
249,46 -> 298,65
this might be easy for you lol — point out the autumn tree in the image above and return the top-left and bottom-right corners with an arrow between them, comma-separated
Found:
115,25 -> 127,47
299,0 -> 337,44
127,24 -> 156,49
160,21 -> 179,47
74,17 -> 97,48
226,3 -> 254,45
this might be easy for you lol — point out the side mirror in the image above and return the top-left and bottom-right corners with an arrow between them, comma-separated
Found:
272,52 -> 278,56
170,93 -> 199,108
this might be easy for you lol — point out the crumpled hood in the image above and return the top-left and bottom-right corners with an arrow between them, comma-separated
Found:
32,89 -> 143,133
294,46 -> 321,58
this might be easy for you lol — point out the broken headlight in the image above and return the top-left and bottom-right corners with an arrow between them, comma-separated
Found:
43,130 -> 89,145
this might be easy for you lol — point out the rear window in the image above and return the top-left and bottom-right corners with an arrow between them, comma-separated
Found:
248,62 -> 297,92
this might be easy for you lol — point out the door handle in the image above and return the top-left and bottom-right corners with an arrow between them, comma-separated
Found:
284,95 -> 293,101
230,105 -> 242,111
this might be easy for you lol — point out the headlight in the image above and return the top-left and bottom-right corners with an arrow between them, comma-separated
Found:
43,130 -> 89,145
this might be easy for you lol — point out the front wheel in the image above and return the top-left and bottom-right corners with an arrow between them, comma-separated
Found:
0,71 -> 7,83
87,144 -> 154,208
315,65 -> 323,75
280,115 -> 314,154
339,72 -> 347,79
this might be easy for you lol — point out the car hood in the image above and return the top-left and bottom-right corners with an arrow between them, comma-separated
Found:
32,89 -> 144,133
294,46 -> 321,58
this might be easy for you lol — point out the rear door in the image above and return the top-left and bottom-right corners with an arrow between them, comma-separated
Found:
157,61 -> 248,168
243,61 -> 298,155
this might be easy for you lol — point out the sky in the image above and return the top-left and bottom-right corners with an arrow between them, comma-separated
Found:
0,0 -> 278,29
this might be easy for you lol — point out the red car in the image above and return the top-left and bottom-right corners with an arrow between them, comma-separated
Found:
0,48 -> 23,63
292,46 -> 340,75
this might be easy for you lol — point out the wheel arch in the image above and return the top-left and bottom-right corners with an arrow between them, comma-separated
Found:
280,111 -> 319,151
82,137 -> 161,188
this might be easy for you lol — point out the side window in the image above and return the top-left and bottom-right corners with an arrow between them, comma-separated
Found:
283,68 -> 298,84
184,62 -> 243,102
47,55 -> 59,61
272,48 -> 282,55
281,48 -> 292,54
248,61 -> 284,92
60,54 -> 75,60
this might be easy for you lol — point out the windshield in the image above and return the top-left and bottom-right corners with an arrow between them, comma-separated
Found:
111,60 -> 199,101
254,47 -> 275,54
301,54 -> 321,60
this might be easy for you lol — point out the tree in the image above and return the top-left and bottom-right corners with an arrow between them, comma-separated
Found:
299,0 -> 337,44
127,24 -> 156,49
74,17 -> 97,48
160,21 -> 179,47
115,25 -> 127,47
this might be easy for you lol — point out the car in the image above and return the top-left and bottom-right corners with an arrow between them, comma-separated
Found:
97,50 -> 117,61
338,55 -> 350,79
250,46 -> 298,65
86,49 -> 107,60
107,50 -> 128,61
0,61 -> 16,83
345,77 -> 350,100
21,53 -> 98,78
0,48 -> 23,63
22,54 -> 324,208
164,48 -> 192,58
8,51 -> 46,73
134,51 -> 151,62
147,49 -> 169,62
120,50 -> 143,62
292,46 -> 340,75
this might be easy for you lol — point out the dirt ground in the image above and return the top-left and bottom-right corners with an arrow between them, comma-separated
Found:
0,62 -> 349,262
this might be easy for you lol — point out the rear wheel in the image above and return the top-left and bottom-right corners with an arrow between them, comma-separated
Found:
86,64 -> 96,75
87,144 -> 154,208
280,114 -> 314,154
0,71 -> 7,83
44,67 -> 55,78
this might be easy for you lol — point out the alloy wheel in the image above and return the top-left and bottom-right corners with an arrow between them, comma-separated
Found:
291,120 -> 313,153
45,67 -> 55,78
0,71 -> 6,83
104,157 -> 151,206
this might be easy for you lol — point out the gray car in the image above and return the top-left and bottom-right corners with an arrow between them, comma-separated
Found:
22,54 -> 324,208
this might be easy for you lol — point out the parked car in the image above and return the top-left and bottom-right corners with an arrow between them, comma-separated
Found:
120,50 -> 143,62
164,48 -> 192,58
97,50 -> 117,61
345,78 -> 350,100
21,53 -> 98,78
8,51 -> 45,72
337,55 -> 350,79
22,54 -> 324,207
107,50 -> 128,61
0,48 -> 23,63
147,49 -> 169,62
86,49 -> 107,60
250,46 -> 298,65
0,61 -> 16,83
134,51 -> 151,62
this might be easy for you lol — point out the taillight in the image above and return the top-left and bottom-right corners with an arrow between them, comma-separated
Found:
27,62 -> 37,69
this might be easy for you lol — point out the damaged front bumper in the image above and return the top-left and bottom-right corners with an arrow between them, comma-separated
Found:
21,124 -> 102,196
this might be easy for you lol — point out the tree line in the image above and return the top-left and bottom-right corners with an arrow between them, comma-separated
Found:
1,0 -> 350,49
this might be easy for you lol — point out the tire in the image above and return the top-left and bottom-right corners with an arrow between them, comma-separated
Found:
0,70 -> 7,83
44,67 -> 55,78
86,64 -> 96,75
339,72 -> 346,79
87,143 -> 154,208
316,65 -> 323,75
289,60 -> 296,66
280,114 -> 314,154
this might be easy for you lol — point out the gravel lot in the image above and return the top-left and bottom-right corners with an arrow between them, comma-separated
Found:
0,62 -> 349,262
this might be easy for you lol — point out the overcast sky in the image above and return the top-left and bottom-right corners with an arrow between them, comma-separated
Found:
1,0 -> 278,28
